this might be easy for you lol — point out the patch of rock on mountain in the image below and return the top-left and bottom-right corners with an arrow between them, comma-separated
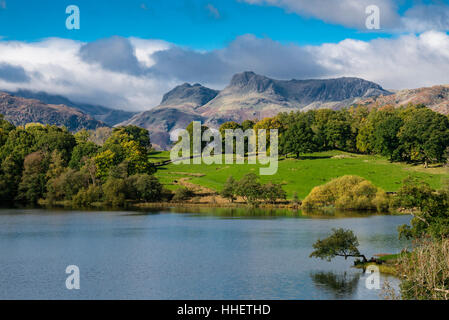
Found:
357,85 -> 449,115
0,92 -> 105,131
7,89 -> 137,126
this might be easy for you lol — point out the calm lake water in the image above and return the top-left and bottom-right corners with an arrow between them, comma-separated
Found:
0,208 -> 411,300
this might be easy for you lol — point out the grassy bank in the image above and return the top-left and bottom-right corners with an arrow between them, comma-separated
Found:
353,253 -> 407,276
152,150 -> 449,200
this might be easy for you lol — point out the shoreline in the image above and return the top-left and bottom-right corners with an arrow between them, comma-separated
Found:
30,199 -> 409,217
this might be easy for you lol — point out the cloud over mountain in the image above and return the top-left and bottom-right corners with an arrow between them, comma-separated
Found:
1,31 -> 449,111
0,63 -> 30,83
79,36 -> 145,75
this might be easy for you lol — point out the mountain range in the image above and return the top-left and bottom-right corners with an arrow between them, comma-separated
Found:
121,71 -> 392,149
2,71 -> 449,150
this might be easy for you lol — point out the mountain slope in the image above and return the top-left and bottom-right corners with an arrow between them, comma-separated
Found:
357,85 -> 449,114
0,92 -> 105,131
121,83 -> 217,150
8,89 -> 136,126
198,71 -> 392,125
124,72 -> 392,149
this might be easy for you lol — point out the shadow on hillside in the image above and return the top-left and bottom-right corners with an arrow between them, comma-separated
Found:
148,151 -> 169,160
284,155 -> 333,160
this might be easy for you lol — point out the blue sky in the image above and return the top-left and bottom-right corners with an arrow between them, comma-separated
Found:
1,0 -> 449,110
0,0 -> 429,48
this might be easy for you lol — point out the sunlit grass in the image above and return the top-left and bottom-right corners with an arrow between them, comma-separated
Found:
151,150 -> 449,200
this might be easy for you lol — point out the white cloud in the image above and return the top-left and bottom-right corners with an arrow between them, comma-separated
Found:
244,0 -> 399,29
0,38 -> 173,110
402,4 -> 449,33
244,0 -> 449,32
309,31 -> 449,89
1,32 -> 449,111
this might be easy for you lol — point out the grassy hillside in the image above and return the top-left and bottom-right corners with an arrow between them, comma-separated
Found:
151,150 -> 449,200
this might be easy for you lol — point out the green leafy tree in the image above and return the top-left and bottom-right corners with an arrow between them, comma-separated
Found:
103,177 -> 127,207
94,149 -> 116,179
241,120 -> 255,131
396,177 -> 449,239
126,174 -> 163,202
72,185 -> 103,207
101,126 -> 155,176
28,125 -> 76,162
0,114 -> 15,148
46,168 -> 88,203
325,119 -> 352,150
373,113 -> 403,161
69,141 -> 98,169
261,182 -> 287,204
235,173 -> 263,205
117,125 -> 152,150
281,120 -> 317,158
399,107 -> 449,167
16,151 -> 47,204
219,121 -> 242,154
310,228 -> 367,262
0,153 -> 23,203
172,187 -> 194,202
221,176 -> 237,202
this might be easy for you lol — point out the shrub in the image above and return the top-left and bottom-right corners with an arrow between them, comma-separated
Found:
261,182 -> 287,204
221,176 -> 236,202
302,175 -> 389,211
130,174 -> 163,202
72,185 -> 103,207
398,239 -> 449,300
103,178 -> 127,207
292,192 -> 300,207
172,187 -> 194,202
46,168 -> 88,203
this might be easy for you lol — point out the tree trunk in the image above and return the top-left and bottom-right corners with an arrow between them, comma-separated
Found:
342,254 -> 368,262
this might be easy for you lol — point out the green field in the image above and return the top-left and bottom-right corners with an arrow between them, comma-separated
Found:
151,150 -> 449,200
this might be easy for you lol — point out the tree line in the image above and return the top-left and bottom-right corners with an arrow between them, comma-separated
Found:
214,104 -> 449,166
0,115 -> 165,207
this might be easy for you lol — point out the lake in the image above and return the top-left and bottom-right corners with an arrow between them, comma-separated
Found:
0,208 -> 411,299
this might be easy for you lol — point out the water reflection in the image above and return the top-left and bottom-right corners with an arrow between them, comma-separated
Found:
311,271 -> 362,299
0,209 -> 410,299
164,206 -> 387,219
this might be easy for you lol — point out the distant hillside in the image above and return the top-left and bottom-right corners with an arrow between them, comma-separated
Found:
121,83 -> 216,150
123,72 -> 392,150
7,89 -> 137,126
198,71 -> 391,126
0,92 -> 105,131
357,85 -> 449,114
